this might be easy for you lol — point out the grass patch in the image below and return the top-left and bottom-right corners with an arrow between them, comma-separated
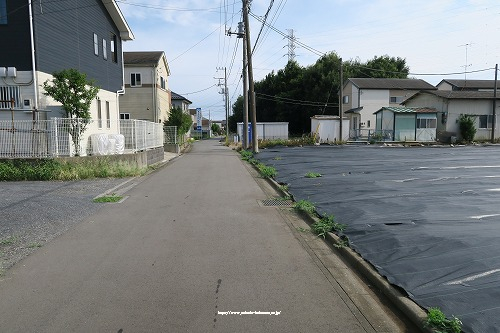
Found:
257,164 -> 277,178
93,194 -> 123,203
293,199 -> 316,214
239,150 -> 253,161
425,307 -> 462,333
311,215 -> 346,238
0,158 -> 146,181
27,242 -> 42,249
305,171 -> 322,178
259,136 -> 315,148
0,236 -> 18,246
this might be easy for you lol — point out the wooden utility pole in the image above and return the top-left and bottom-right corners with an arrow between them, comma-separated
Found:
492,64 -> 498,143
243,0 -> 258,153
339,58 -> 343,142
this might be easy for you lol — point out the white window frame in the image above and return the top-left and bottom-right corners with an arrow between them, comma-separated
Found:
478,115 -> 493,129
97,99 -> 102,128
390,96 -> 403,104
93,33 -> 99,56
130,73 -> 142,87
103,39 -> 107,60
106,101 -> 111,128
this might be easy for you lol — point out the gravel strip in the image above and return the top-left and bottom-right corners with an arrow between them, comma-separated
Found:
0,178 -> 132,273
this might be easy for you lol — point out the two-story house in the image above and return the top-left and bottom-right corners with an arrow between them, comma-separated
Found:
0,0 -> 133,128
342,78 -> 436,137
171,91 -> 192,113
436,79 -> 499,92
120,51 -> 171,123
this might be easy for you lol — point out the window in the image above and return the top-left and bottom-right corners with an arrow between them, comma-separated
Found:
97,99 -> 102,128
106,101 -> 110,128
160,76 -> 166,90
417,118 -> 437,129
110,33 -> 117,63
130,73 -> 142,87
103,39 -> 107,60
343,95 -> 349,104
93,33 -> 99,56
0,0 -> 7,25
478,115 -> 493,129
367,120 -> 371,128
390,96 -> 403,104
120,113 -> 130,120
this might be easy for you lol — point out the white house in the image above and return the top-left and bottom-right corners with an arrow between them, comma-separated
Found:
342,78 -> 436,137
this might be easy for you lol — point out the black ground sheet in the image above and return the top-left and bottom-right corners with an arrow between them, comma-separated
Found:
255,145 -> 500,333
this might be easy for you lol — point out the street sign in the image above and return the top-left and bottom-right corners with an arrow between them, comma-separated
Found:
196,108 -> 202,130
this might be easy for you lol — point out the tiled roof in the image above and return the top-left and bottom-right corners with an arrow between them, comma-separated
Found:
349,78 -> 436,90
171,92 -> 192,104
439,79 -> 498,90
123,51 -> 164,65
374,107 -> 437,114
420,90 -> 496,100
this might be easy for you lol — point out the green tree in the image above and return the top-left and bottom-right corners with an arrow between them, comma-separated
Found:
211,123 -> 221,135
164,106 -> 193,136
228,96 -> 244,133
43,68 -> 100,156
458,114 -> 476,143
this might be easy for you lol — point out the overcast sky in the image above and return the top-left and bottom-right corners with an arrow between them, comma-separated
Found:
119,0 -> 500,121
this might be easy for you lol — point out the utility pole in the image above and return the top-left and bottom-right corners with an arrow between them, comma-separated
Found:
215,67 -> 229,141
243,0 -> 258,153
339,57 -> 343,143
492,64 -> 498,143
227,22 -> 248,149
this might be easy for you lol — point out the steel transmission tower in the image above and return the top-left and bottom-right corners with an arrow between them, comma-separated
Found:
286,29 -> 296,62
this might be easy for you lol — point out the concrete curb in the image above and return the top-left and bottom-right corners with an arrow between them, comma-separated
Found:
262,172 -> 432,333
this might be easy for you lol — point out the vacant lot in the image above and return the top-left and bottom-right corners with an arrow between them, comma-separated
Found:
256,145 -> 500,333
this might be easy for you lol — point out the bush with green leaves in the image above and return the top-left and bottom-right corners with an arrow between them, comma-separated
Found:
458,114 -> 476,143
293,199 -> 316,214
425,307 -> 462,333
311,214 -> 346,238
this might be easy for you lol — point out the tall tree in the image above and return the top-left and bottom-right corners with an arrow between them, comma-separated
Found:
164,106 -> 193,136
43,68 -> 99,156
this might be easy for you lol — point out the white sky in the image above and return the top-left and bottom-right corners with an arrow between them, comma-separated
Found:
119,0 -> 500,121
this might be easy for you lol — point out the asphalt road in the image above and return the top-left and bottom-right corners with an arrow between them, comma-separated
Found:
0,140 -> 412,333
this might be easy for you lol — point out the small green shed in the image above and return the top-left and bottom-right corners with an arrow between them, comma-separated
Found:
374,107 -> 438,142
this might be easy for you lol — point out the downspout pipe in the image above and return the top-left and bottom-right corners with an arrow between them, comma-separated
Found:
28,0 -> 39,114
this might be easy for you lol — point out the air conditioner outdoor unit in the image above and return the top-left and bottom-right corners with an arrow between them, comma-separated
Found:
0,67 -> 6,77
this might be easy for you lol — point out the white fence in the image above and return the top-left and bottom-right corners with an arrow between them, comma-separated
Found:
0,118 -> 164,158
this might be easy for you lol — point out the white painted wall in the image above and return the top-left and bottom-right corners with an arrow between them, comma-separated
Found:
237,122 -> 288,140
311,117 -> 350,142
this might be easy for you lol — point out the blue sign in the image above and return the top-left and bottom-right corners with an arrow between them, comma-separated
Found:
197,126 -> 202,130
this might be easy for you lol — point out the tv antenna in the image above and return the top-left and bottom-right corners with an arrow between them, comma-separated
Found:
458,43 -> 472,81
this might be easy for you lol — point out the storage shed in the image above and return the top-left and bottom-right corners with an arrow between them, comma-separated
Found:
374,107 -> 438,142
237,122 -> 288,141
310,116 -> 350,143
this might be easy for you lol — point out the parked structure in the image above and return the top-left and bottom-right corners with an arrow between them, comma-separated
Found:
120,51 -> 171,123
237,122 -> 289,141
310,116 -> 349,143
374,107 -> 438,142
403,90 -> 500,142
342,78 -> 436,138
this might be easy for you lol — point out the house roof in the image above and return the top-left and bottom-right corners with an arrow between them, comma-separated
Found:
124,51 -> 165,65
171,91 -> 192,104
374,106 -> 438,114
344,106 -> 363,114
404,90 -> 498,103
437,79 -> 498,90
348,78 -> 436,90
102,1 -> 134,40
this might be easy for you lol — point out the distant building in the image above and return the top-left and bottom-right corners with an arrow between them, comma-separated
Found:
171,92 -> 192,112
342,78 -> 436,135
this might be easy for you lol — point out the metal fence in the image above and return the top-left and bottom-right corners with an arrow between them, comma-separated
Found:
349,129 -> 394,142
0,118 -> 164,158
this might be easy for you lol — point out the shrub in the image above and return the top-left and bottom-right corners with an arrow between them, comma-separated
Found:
425,307 -> 462,333
293,199 -> 316,214
458,114 -> 476,143
311,215 -> 346,238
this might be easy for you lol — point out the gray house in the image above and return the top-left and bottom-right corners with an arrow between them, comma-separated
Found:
403,90 -> 500,142
0,0 -> 133,123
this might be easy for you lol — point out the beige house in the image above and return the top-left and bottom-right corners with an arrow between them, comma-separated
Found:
120,51 -> 171,123
403,90 -> 500,142
342,78 -> 436,137
171,91 -> 192,113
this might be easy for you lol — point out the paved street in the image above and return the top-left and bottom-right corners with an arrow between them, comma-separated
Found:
0,140 -> 412,332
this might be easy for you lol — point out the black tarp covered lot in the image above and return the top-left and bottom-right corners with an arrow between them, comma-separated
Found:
255,145 -> 500,333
